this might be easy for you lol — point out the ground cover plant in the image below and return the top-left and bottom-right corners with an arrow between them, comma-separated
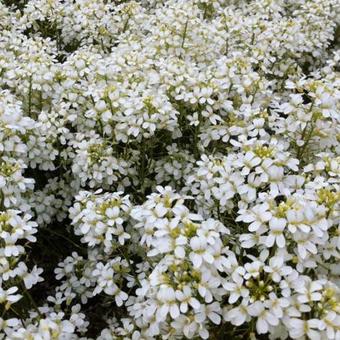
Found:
0,0 -> 339,338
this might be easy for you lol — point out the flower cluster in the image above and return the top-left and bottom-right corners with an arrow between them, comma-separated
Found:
0,0 -> 339,338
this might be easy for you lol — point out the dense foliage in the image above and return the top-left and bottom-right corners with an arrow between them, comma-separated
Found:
0,0 -> 339,338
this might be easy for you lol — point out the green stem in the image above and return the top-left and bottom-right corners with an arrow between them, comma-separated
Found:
28,75 -> 33,118
181,19 -> 189,48
9,306 -> 26,327
203,4 -> 208,20
122,16 -> 130,33
118,247 -> 140,286
193,124 -> 200,159
296,101 -> 315,164
21,282 -> 42,317
44,228 -> 84,250
0,191 -> 4,211
139,142 -> 147,196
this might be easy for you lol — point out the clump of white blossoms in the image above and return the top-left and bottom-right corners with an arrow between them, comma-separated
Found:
0,0 -> 339,338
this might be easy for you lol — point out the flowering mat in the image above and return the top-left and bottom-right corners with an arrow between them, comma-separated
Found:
0,0 -> 339,339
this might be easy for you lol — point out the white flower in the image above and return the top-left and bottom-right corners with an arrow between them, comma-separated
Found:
265,217 -> 286,248
248,301 -> 279,334
235,151 -> 261,176
156,286 -> 180,321
237,204 -> 272,232
22,265 -> 44,289
264,293 -> 289,318
224,299 -> 250,326
0,0 -> 339,338
223,276 -> 249,304
195,302 -> 222,325
175,286 -> 200,313
295,279 -> 323,304
289,318 -> 322,339
264,256 -> 292,283
319,311 -> 340,339
189,236 -> 214,267
245,261 -> 263,280
0,286 -> 22,307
